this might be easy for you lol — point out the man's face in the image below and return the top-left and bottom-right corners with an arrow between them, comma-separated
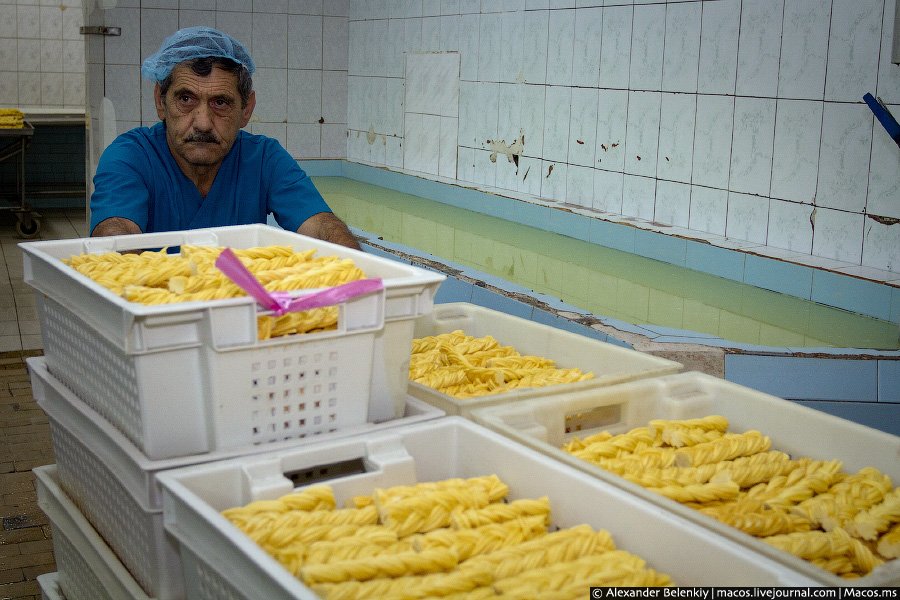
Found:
155,63 -> 255,170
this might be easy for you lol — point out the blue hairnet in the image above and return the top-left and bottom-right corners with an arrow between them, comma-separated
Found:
141,26 -> 256,82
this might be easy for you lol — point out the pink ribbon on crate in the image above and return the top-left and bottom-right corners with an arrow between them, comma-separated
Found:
214,247 -> 383,316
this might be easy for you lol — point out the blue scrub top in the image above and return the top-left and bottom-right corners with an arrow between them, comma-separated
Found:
89,122 -> 331,235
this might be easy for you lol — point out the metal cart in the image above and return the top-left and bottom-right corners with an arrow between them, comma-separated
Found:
0,121 -> 41,238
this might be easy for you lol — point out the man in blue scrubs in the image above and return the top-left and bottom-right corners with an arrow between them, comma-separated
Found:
89,26 -> 360,249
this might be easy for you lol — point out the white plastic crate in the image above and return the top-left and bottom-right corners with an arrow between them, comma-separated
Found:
409,302 -> 682,417
20,224 -> 444,459
471,371 -> 900,587
27,356 -> 444,600
157,418 -> 817,600
34,465 -> 153,600
37,572 -> 64,600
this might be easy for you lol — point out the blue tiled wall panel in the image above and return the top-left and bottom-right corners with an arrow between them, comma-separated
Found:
791,400 -> 900,437
684,241 -> 745,282
299,159 -> 344,176
434,277 -> 474,304
878,360 -> 900,403
892,286 -> 900,324
811,270 -> 893,322
744,254 -> 814,300
725,354 -> 878,401
470,285 -> 535,321
589,219 -> 635,254
506,201 -> 553,231
634,229 -> 686,267
547,209 -> 592,242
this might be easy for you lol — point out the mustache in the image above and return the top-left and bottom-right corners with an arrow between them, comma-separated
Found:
184,131 -> 220,144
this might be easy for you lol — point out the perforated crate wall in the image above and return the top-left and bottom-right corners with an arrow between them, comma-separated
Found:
54,530 -> 109,600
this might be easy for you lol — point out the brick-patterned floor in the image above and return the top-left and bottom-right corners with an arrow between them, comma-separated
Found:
0,350 -> 55,600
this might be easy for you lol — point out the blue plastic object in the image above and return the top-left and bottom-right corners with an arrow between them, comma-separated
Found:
141,26 -> 255,82
864,92 -> 900,147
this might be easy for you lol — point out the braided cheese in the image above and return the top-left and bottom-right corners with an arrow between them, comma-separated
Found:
450,497 -> 551,529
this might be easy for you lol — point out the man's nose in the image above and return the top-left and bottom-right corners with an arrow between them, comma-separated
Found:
192,102 -> 213,130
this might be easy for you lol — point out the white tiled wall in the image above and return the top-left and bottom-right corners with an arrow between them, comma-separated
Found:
346,0 -> 900,275
0,0 -> 85,109
83,0 -> 348,162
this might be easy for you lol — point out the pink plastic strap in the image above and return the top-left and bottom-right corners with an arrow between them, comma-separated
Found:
214,247 -> 383,316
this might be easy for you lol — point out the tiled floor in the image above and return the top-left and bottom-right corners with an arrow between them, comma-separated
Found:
1,208 -> 84,600
0,209 -> 87,353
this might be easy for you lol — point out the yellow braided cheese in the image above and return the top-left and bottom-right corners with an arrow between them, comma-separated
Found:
762,528 -> 853,561
377,487 -> 492,537
492,551 -> 650,595
300,547 -> 459,585
303,539 -> 411,566
847,487 -> 900,541
647,481 -> 741,504
649,415 -> 729,435
450,497 -> 551,529
412,514 -> 548,561
310,564 -> 495,600
763,460 -> 845,509
876,522 -> 900,559
673,431 -> 771,467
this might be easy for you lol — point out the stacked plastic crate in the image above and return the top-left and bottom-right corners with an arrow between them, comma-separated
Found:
18,225 -> 445,600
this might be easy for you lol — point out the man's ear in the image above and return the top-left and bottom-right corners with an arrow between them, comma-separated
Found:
154,83 -> 166,121
240,90 -> 256,128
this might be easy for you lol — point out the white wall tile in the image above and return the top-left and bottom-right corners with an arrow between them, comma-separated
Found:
40,71 -> 62,105
477,12 -> 501,81
424,0 -> 442,17
542,84 -> 570,162
406,52 -> 460,117
517,155 -> 542,196
404,111 -> 441,174
251,123 -> 288,152
595,88 -> 627,171
689,185 -> 728,236
178,11 -> 216,28
103,8 -> 140,66
540,159 -> 566,202
862,218 -> 900,272
0,71 -> 17,104
546,8 -> 574,86
459,13 -> 479,80
498,9 -> 523,83
624,91 -> 660,177
473,80 -> 499,146
522,9 -> 548,84
182,0 -> 217,9
0,7 -> 15,38
440,14 -> 460,52
661,1 -> 701,93
571,7 -> 602,88
253,67 -> 288,123
63,71 -> 84,106
62,6 -> 82,41
0,39 -> 16,70
286,123 -> 320,159
735,0 -> 783,98
629,3 -> 665,91
726,192 -> 769,244
457,79 -> 477,145
254,0 -> 289,13
622,174 -> 656,221
729,97 -> 776,197
824,0 -> 882,102
439,115 -> 458,178
17,5 -> 39,39
770,99 -> 823,204
215,11 -> 253,53
474,147 -> 497,187
566,164 -> 594,208
768,198 -> 814,253
384,77 -> 405,136
691,94 -> 733,189
385,134 -> 402,167
287,14 -> 321,69
104,64 -> 140,120
655,179 -> 691,227
876,0 -> 900,104
39,6 -> 61,39
816,102 -> 872,213
568,87 -> 597,167
697,0 -> 739,95
323,16 -> 348,70
457,145 -> 475,181
867,103 -> 900,219
39,38 -> 60,72
594,169 -> 623,213
322,70 -> 347,124
287,69 -> 321,123
657,92 -> 695,184
778,0 -> 830,100
598,4 -> 632,90
812,206 -> 864,264
17,71 -> 40,105
519,83 -> 545,157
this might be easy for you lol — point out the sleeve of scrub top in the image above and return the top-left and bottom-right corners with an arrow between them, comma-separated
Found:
89,136 -> 152,235
264,141 -> 332,233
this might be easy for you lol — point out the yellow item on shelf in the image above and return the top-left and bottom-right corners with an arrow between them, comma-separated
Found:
0,108 -> 24,128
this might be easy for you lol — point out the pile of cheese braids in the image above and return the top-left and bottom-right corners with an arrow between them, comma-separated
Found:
563,415 -> 900,579
63,245 -> 366,340
409,330 -> 593,399
222,475 -> 672,599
